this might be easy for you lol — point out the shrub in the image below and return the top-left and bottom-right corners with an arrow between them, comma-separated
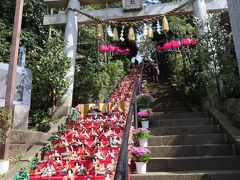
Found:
134,128 -> 151,139
136,93 -> 154,109
0,107 -> 11,144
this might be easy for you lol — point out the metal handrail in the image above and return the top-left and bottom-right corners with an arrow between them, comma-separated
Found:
114,65 -> 143,180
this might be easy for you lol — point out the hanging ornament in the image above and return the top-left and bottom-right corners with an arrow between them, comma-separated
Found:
99,45 -> 108,53
112,27 -> 119,41
183,37 -> 191,46
107,25 -> 113,37
128,27 -> 135,41
97,24 -> 104,37
143,23 -> 148,37
120,26 -> 125,42
147,24 -> 154,39
156,20 -> 162,34
162,16 -> 169,33
191,38 -> 199,46
136,31 -> 142,46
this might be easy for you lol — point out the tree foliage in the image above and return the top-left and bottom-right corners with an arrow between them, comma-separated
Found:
30,31 -> 71,113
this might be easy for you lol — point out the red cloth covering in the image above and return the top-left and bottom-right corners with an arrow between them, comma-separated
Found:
30,67 -> 141,179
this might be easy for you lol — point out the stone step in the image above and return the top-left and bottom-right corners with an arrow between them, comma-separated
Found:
9,144 -> 32,158
152,112 -> 206,120
9,130 -> 48,144
149,125 -> 219,136
131,170 -> 240,180
148,134 -> 226,146
147,156 -> 240,172
153,108 -> 191,113
150,118 -> 213,127
148,144 -> 234,157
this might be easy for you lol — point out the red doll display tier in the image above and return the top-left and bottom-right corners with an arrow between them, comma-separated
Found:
30,67 -> 141,180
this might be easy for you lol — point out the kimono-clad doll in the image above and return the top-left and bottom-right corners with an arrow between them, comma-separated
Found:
41,162 -> 56,177
77,144 -> 90,160
63,169 -> 75,180
88,156 -> 106,176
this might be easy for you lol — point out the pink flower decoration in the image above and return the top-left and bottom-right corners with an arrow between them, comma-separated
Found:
125,48 -> 130,53
113,46 -> 119,52
172,40 -> 181,48
117,49 -> 125,54
99,45 -> 108,53
108,45 -> 115,52
163,42 -> 172,50
191,38 -> 198,46
183,37 -> 191,46
159,46 -> 165,51
170,40 -> 176,48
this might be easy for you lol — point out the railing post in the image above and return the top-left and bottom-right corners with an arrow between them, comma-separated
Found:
124,146 -> 128,179
134,82 -> 138,129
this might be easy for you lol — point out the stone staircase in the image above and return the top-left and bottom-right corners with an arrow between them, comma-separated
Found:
131,80 -> 240,180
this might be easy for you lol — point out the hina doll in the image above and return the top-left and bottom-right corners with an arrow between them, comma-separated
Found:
114,121 -> 124,129
97,125 -> 104,133
74,163 -> 88,176
106,149 -> 116,160
89,156 -> 106,176
94,148 -> 105,160
69,150 -> 78,160
63,169 -> 75,180
106,158 -> 116,174
77,144 -> 90,160
61,147 -> 72,160
111,136 -> 121,147
60,159 -> 72,176
82,129 -> 90,139
90,137 -> 100,148
89,127 -> 98,138
62,138 -> 70,148
75,138 -> 82,147
50,150 -> 60,160
104,127 -> 114,138
41,163 -> 56,177
53,156 -> 64,172
69,137 -> 78,149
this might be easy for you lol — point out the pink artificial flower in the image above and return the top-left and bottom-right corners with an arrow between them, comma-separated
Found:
191,38 -> 198,46
163,42 -> 172,50
137,110 -> 152,118
108,45 -> 115,52
172,40 -> 181,48
99,45 -> 107,53
183,37 -> 191,46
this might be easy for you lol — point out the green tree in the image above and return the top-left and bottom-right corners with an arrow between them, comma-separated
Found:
30,31 -> 71,114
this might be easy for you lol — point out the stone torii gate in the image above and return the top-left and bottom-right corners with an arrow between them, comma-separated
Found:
43,0 -> 228,117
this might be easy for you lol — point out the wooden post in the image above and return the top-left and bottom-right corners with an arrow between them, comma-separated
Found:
4,0 -> 24,160
5,0 -> 24,111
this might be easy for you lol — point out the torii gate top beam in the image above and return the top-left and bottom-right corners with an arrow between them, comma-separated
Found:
44,0 -> 120,8
43,0 -> 228,26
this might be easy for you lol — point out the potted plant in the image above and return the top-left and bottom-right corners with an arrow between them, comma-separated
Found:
134,128 -> 151,147
67,107 -> 80,124
131,147 -> 151,174
40,144 -> 52,160
47,133 -> 61,145
32,110 -> 51,132
28,156 -> 41,175
136,93 -> 153,110
137,109 -> 153,128
57,124 -> 67,135
14,168 -> 29,180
